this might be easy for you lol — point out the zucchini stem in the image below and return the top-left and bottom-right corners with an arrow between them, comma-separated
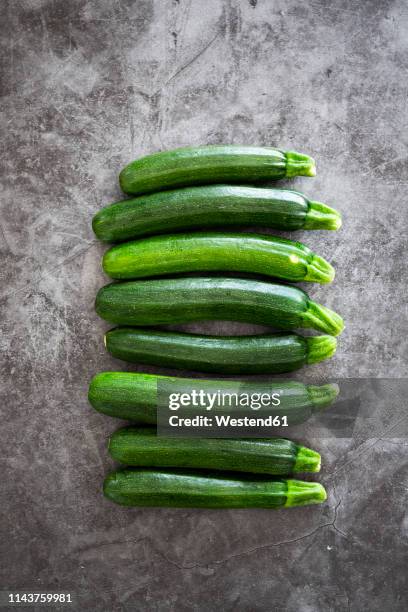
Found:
302,301 -> 344,336
285,151 -> 316,178
294,446 -> 321,473
284,479 -> 327,507
304,254 -> 335,284
306,335 -> 337,364
304,200 -> 342,230
307,383 -> 339,410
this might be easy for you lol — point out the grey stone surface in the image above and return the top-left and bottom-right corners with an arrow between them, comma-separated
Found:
1,0 -> 407,610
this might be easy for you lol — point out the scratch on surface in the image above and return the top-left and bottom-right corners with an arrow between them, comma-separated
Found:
0,223 -> 12,253
363,155 -> 408,176
78,536 -> 149,556
51,104 -> 72,127
7,3 -> 15,91
153,0 -> 193,148
39,10 -> 51,56
129,113 -> 135,153
381,439 -> 408,446
328,415 -> 408,479
114,24 -> 135,156
2,240 -> 98,303
165,31 -> 220,84
306,1 -> 369,16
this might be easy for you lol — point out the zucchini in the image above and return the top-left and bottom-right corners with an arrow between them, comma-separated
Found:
104,327 -> 337,374
92,185 -> 341,242
119,146 -> 316,195
102,232 -> 335,284
103,469 -> 327,508
95,277 -> 344,336
88,371 -> 339,423
109,427 -> 321,475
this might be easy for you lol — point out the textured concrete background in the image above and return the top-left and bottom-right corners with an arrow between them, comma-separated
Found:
1,0 -> 408,610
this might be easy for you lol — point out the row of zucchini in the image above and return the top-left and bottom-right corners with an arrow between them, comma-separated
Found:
90,145 -> 343,508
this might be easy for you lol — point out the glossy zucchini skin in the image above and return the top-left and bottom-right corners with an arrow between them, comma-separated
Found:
102,232 -> 335,284
104,327 -> 337,374
109,427 -> 321,475
119,146 -> 316,196
92,185 -> 341,242
88,371 -> 339,423
95,277 -> 344,336
104,469 -> 327,508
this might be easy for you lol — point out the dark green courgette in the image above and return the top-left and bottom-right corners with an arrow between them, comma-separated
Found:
109,427 -> 321,475
104,327 -> 337,374
119,146 -> 316,196
92,185 -> 341,242
95,277 -> 344,336
102,232 -> 335,284
104,468 -> 327,508
88,371 -> 339,423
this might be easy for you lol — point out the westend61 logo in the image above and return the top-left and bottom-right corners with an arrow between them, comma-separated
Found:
168,389 -> 281,411
159,388 -> 289,434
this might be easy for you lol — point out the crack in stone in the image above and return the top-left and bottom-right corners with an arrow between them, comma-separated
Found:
73,488 -> 361,572
330,485 -> 350,541
75,521 -> 337,570
148,489 -> 358,570
75,492 -> 355,570
154,520 -> 336,570
137,498 -> 350,571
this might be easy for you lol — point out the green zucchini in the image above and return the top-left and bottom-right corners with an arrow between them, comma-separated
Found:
102,232 -> 335,284
104,327 -> 337,374
88,371 -> 339,423
109,427 -> 321,475
119,146 -> 316,196
103,469 -> 327,508
92,185 -> 341,242
95,277 -> 344,335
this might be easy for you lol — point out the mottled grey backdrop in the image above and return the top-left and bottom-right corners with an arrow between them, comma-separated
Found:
1,0 -> 407,610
